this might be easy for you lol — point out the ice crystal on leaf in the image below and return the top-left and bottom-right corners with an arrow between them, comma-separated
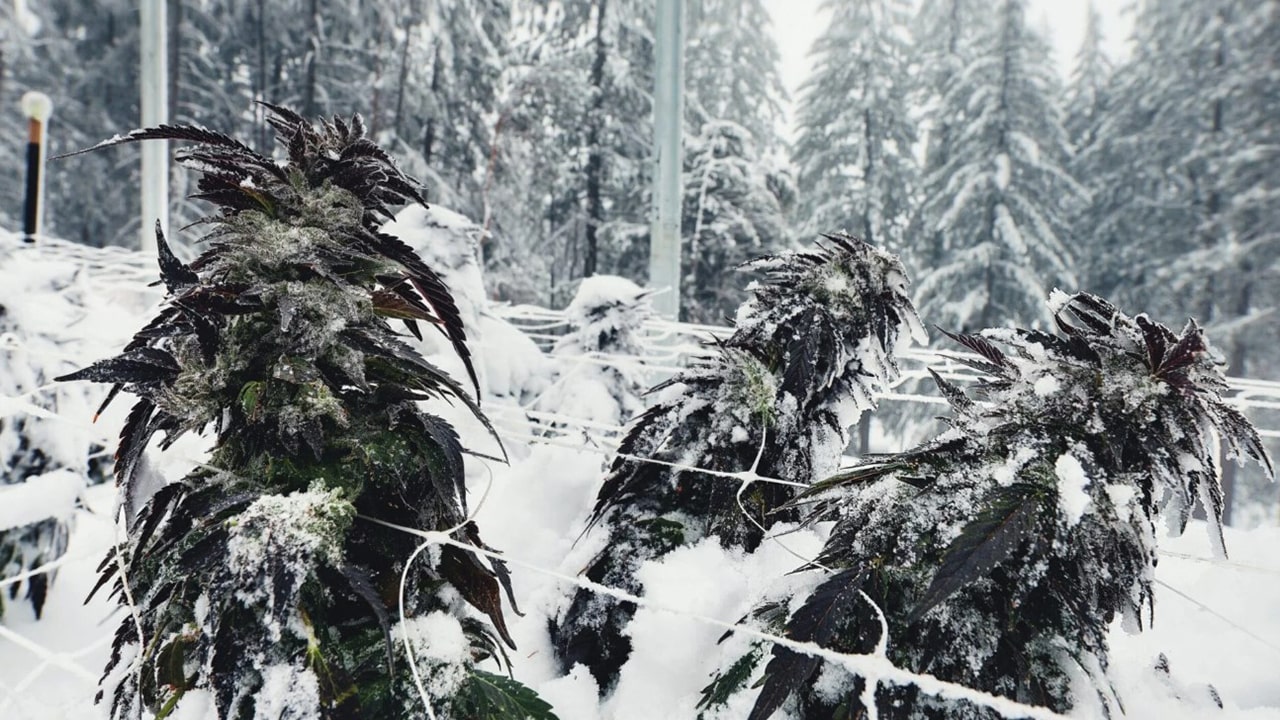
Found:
56,105 -> 553,719
722,292 -> 1272,720
550,234 -> 924,690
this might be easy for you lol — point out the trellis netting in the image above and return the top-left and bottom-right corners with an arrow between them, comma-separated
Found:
1,229 -> 1279,720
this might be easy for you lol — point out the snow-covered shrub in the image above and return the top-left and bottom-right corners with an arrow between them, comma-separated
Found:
57,107 -> 553,719
538,275 -> 654,428
0,243 -> 119,619
727,292 -> 1274,720
550,234 -> 925,689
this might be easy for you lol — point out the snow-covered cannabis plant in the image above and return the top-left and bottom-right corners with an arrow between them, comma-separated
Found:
550,234 -> 925,689
56,106 -> 555,719
538,275 -> 655,428
721,292 -> 1274,720
0,248 -> 113,620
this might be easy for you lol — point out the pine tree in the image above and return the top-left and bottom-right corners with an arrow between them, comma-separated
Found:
679,120 -> 791,323
1079,0 -> 1280,522
914,0 -> 1083,331
56,107 -> 554,719
1063,1 -> 1111,153
793,0 -> 917,253
489,0 -> 654,297
549,235 -> 925,690
732,293 -> 1273,719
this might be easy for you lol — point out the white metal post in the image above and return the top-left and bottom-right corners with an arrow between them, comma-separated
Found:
648,0 -> 685,320
140,0 -> 169,253
20,92 -> 52,243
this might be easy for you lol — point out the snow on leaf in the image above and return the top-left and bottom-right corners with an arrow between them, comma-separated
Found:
910,483 -> 1043,624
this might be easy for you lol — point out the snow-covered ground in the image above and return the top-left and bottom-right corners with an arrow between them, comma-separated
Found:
1,231 -> 1278,720
2,455 -> 1279,720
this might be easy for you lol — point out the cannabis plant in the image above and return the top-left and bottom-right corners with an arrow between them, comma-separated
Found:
723,292 -> 1273,720
550,235 -> 925,689
537,275 -> 655,428
0,251 -> 112,619
58,106 -> 553,719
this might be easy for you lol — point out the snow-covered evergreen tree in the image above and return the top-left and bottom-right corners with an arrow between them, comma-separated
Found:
793,0 -> 917,252
685,0 -> 787,158
57,108 -> 553,719
1063,2 -> 1112,153
490,0 -> 653,293
914,0 -> 1082,331
679,121 -> 791,323
727,292 -> 1273,719
550,235 -> 925,690
910,0 -> 989,186
1078,0 -> 1280,522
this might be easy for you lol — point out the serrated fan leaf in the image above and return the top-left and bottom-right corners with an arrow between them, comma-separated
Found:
698,644 -> 764,713
1210,403 -> 1275,478
928,368 -> 976,418
338,564 -> 395,674
452,669 -> 559,720
55,347 -> 180,386
370,232 -> 479,398
53,123 -> 259,160
154,222 -> 199,292
909,484 -> 1044,624
371,288 -> 436,322
749,567 -> 867,720
439,545 -> 516,649
1155,320 -> 1207,381
937,327 -> 1008,369
1054,293 -> 1119,338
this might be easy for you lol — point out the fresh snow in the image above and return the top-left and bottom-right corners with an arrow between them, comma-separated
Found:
1,234 -> 1278,720
0,469 -> 82,533
1055,451 -> 1092,527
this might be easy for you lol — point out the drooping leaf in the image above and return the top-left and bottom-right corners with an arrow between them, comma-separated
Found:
749,567 -> 867,720
450,669 -> 559,720
910,483 -> 1045,624
439,545 -> 516,649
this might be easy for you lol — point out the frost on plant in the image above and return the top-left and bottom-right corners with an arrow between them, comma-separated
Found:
549,234 -> 925,690
725,292 -> 1273,720
56,106 -> 554,719
0,250 -> 112,620
537,275 -> 655,428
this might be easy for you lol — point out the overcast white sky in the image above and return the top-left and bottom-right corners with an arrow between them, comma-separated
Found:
766,0 -> 1134,131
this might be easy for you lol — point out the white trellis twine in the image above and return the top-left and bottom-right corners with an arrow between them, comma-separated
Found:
360,514 -> 1070,720
1,237 -> 1278,717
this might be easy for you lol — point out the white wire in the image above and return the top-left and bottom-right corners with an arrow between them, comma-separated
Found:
358,515 -> 1070,720
395,454 -> 497,719
1154,578 -> 1280,657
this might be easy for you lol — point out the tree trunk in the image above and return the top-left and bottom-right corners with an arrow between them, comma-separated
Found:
302,0 -> 319,118
255,0 -> 267,151
168,0 -> 182,121
422,45 -> 441,165
393,24 -> 414,138
583,0 -> 609,278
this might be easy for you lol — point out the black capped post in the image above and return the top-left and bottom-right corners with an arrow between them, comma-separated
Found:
20,91 -> 52,243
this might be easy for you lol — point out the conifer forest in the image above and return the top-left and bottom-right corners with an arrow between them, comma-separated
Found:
0,1 -> 1278,719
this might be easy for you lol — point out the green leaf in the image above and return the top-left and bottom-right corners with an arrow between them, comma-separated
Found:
909,483 -> 1045,624
450,669 -> 559,720
697,644 -> 764,715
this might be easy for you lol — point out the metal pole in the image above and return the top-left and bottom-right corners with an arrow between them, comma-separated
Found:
648,0 -> 685,320
20,92 -> 52,244
140,0 -> 169,253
